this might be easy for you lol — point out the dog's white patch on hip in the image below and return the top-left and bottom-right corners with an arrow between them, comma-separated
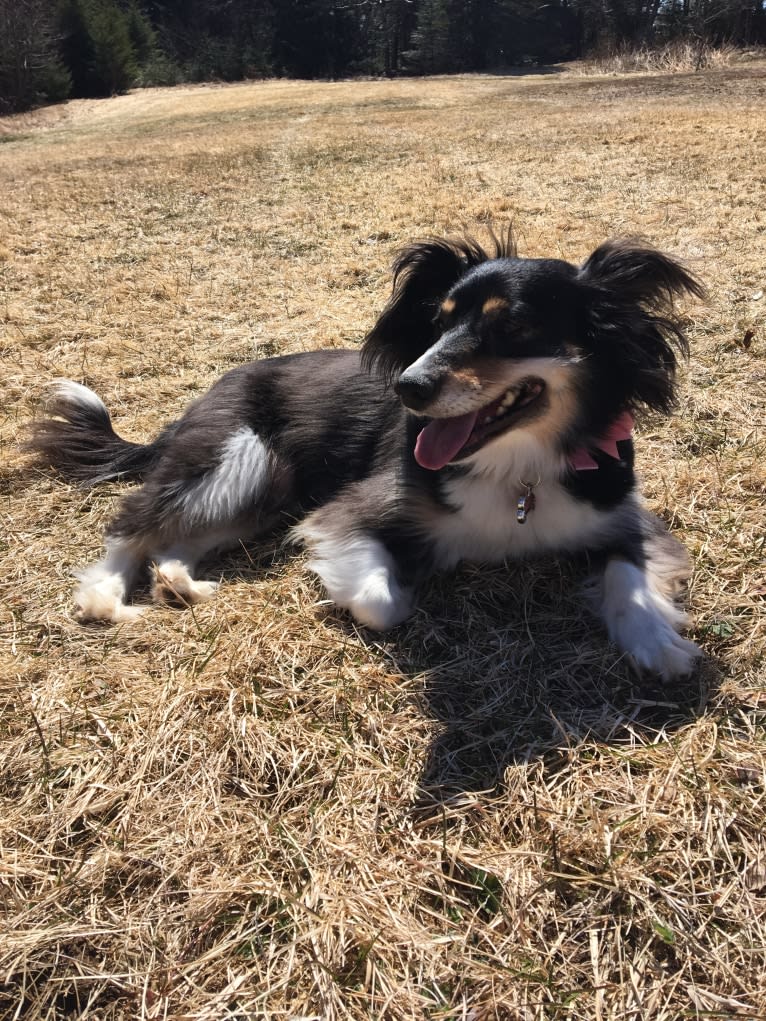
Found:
182,427 -> 270,526
600,558 -> 700,680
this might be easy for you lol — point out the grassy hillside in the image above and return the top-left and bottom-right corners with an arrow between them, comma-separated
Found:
1,65 -> 765,1018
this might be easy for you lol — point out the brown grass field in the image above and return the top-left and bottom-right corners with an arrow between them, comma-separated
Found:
1,61 -> 765,1019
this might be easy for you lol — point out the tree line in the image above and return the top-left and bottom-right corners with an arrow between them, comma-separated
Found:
1,0 -> 764,114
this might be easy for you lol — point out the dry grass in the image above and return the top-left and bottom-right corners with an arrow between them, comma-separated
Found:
573,40 -> 762,75
1,64 -> 765,1019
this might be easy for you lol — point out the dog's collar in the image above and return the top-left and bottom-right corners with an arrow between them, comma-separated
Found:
569,411 -> 634,471
515,413 -> 633,525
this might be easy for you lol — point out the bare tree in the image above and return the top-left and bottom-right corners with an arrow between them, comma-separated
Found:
0,0 -> 69,112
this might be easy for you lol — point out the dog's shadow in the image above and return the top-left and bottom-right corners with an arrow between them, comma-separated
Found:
341,558 -> 717,802
210,541 -> 715,801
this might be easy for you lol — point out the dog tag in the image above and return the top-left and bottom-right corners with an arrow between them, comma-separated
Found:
516,486 -> 536,524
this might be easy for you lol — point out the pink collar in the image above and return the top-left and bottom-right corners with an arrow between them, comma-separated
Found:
569,411 -> 634,471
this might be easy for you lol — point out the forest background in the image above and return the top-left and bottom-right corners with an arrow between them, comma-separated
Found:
2,0 -> 765,115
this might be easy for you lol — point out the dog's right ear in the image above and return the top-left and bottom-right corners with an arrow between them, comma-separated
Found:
361,238 -> 488,381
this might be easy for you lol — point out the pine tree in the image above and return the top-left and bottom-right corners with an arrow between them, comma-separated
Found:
273,0 -> 363,78
88,1 -> 138,93
59,0 -> 138,98
126,2 -> 157,66
404,0 -> 451,73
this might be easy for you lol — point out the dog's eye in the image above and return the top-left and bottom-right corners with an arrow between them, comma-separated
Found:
479,312 -> 527,354
433,297 -> 457,331
434,308 -> 452,331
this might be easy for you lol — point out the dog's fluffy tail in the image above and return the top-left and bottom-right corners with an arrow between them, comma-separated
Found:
26,380 -> 166,485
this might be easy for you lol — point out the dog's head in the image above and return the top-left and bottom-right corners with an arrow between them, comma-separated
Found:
362,235 -> 704,470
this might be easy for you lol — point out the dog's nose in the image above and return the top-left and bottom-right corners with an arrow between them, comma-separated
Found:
395,372 -> 439,412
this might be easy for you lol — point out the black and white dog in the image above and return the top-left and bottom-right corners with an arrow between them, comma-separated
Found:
28,234 -> 704,679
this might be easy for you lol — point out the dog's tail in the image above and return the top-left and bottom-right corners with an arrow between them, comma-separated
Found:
26,380 -> 167,485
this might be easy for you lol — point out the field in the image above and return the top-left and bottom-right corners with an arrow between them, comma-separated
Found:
1,62 -> 765,1019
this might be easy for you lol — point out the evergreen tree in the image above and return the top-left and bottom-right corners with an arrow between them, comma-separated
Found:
59,0 -> 96,96
404,0 -> 451,73
273,0 -> 363,78
59,0 -> 138,97
443,0 -> 498,71
140,0 -> 273,81
126,2 -> 157,66
88,1 -> 138,94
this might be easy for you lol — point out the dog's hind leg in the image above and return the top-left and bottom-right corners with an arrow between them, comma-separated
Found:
149,530 -> 240,608
74,537 -> 147,624
144,430 -> 283,608
75,524 -> 249,622
74,434 -> 276,621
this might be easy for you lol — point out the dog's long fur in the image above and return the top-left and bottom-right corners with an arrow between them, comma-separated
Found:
27,235 -> 705,679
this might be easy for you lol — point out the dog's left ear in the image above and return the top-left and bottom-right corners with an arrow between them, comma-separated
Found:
578,239 -> 705,413
361,238 -> 490,381
580,239 -> 705,309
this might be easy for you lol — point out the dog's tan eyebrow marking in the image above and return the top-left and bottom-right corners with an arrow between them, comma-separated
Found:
482,297 -> 509,316
440,297 -> 456,316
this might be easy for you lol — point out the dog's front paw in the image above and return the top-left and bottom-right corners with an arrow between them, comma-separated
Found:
304,533 -> 414,631
616,615 -> 702,681
602,560 -> 701,681
348,570 -> 413,631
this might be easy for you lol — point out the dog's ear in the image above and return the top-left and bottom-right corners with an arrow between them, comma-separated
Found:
580,238 -> 705,309
578,239 -> 705,414
361,237 -> 493,381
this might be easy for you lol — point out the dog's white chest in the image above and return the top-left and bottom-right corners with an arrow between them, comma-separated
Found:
431,472 -> 612,567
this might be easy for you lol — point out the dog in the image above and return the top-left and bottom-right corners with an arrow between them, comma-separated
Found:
27,233 -> 704,680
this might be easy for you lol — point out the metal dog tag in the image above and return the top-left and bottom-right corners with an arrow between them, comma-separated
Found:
516,485 -> 536,524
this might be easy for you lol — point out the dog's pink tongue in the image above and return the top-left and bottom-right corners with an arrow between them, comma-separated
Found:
414,411 -> 478,470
